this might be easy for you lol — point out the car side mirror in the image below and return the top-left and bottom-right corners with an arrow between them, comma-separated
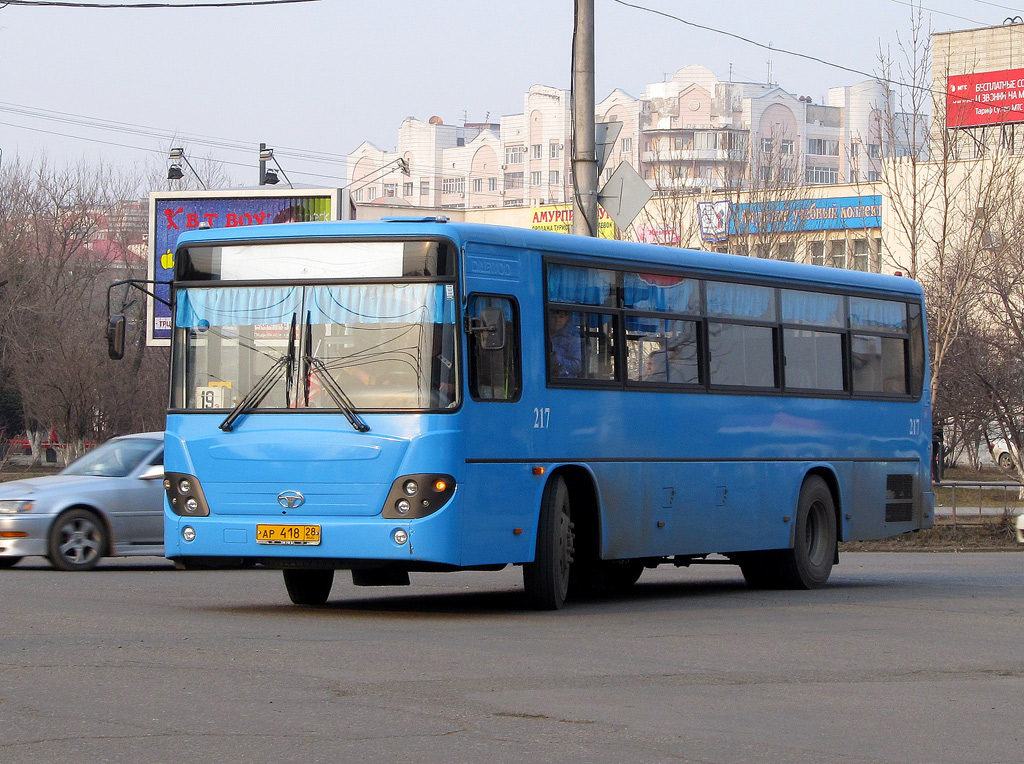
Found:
139,464 -> 164,480
107,315 -> 126,360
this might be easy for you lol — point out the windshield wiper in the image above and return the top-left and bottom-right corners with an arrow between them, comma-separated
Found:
284,313 -> 297,409
219,316 -> 296,432
302,311 -> 370,432
219,356 -> 290,432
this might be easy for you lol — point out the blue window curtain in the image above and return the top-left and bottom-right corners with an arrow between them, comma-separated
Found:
849,297 -> 907,331
175,286 -> 302,328
623,272 -> 700,313
177,284 -> 455,328
706,282 -> 776,321
547,264 -> 616,306
307,284 -> 453,325
781,289 -> 844,327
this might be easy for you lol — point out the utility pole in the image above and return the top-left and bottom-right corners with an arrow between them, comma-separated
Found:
259,142 -> 268,185
572,0 -> 598,237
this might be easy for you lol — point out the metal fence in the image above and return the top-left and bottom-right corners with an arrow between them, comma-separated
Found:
933,480 -> 1023,527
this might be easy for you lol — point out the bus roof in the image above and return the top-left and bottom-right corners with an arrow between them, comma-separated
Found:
175,219 -> 924,299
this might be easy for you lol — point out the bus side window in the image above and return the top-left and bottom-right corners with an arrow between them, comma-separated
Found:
467,295 -> 521,402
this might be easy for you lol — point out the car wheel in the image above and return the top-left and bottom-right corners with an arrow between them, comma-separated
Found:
283,569 -> 334,606
999,452 -> 1014,470
47,509 -> 106,571
0,556 -> 23,569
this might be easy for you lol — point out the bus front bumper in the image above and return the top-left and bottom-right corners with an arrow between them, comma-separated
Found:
164,511 -> 462,569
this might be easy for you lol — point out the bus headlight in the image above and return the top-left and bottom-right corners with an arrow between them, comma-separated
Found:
393,528 -> 409,545
182,526 -> 196,542
381,474 -> 455,519
165,472 -> 211,517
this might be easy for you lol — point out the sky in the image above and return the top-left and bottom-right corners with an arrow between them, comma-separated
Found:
0,0 -> 1007,188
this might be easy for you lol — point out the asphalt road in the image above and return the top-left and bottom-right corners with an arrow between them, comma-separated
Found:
0,553 -> 1021,764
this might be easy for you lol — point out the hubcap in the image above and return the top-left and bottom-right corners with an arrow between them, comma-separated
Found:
58,519 -> 100,564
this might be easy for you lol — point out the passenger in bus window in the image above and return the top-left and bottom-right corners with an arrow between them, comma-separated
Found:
548,310 -> 582,378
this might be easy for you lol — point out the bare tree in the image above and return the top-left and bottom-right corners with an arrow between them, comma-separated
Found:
0,156 -> 168,464
873,5 -> 1018,471
725,124 -> 809,261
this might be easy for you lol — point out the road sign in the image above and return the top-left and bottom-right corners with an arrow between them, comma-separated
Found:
597,162 -> 654,230
595,121 -> 623,173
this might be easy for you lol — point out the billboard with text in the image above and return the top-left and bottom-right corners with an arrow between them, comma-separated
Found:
947,68 -> 1024,129
147,189 -> 345,344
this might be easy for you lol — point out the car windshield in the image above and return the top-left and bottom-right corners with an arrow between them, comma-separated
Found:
60,438 -> 160,478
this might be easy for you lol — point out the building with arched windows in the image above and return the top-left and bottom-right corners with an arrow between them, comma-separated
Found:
347,66 -> 899,212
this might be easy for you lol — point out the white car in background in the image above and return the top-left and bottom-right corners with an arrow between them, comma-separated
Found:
1017,513 -> 1024,544
988,439 -> 1018,471
0,433 -> 164,570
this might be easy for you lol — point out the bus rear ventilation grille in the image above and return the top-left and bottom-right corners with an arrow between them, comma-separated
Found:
885,474 -> 914,523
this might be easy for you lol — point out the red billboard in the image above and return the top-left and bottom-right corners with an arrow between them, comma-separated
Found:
947,68 -> 1024,128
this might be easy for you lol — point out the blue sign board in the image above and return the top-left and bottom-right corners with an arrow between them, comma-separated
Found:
730,195 -> 881,235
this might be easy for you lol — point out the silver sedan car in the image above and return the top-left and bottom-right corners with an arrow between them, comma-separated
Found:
0,432 -> 164,570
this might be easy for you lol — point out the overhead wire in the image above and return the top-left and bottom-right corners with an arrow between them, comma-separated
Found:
0,0 -> 320,7
888,0 -> 986,25
611,0 -> 1024,121
0,0 -> 1014,194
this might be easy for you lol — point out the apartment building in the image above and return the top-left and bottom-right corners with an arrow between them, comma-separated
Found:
348,66 -> 896,209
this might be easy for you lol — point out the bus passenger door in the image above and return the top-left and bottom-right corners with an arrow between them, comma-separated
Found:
461,294 -> 533,565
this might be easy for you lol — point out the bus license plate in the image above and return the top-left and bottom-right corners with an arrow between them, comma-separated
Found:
255,524 -> 321,546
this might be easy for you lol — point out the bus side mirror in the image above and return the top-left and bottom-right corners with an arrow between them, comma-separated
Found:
107,315 -> 126,360
466,308 -> 506,351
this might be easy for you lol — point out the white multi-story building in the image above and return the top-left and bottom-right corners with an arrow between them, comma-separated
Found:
346,66 -> 903,209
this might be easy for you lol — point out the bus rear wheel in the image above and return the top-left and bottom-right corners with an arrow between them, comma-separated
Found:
739,476 -> 836,590
778,476 -> 837,589
523,476 -> 574,610
283,569 -> 334,606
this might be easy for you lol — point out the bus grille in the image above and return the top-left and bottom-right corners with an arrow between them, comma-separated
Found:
885,474 -> 915,523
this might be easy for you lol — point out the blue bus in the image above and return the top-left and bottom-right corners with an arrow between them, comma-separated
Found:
155,219 -> 932,609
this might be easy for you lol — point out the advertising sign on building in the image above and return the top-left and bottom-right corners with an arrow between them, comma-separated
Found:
147,188 -> 348,344
697,200 -> 731,243
947,68 -> 1024,128
729,196 -> 881,235
530,205 -> 615,238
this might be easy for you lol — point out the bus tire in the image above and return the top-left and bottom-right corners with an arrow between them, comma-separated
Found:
778,476 -> 837,589
523,476 -> 574,610
283,569 -> 334,606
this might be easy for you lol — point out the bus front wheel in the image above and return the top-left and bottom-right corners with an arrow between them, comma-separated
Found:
283,568 -> 334,606
523,476 -> 574,610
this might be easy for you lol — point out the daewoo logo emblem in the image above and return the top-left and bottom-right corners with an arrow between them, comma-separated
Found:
277,490 -> 305,509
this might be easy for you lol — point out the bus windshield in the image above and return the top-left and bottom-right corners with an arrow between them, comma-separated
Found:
171,281 -> 458,412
